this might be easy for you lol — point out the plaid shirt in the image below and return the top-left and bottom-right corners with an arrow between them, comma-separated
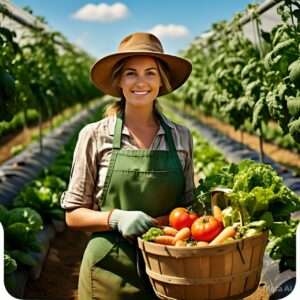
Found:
61,111 -> 195,210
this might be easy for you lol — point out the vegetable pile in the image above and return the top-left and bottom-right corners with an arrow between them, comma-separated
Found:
143,207 -> 236,248
193,157 -> 300,272
161,106 -> 300,271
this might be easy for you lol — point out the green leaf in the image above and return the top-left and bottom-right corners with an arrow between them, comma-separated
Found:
288,117 -> 300,142
4,254 -> 17,274
9,249 -> 37,267
271,222 -> 290,236
288,59 -> 300,88
6,207 -> 43,233
0,204 -> 8,226
287,96 -> 300,117
142,227 -> 164,241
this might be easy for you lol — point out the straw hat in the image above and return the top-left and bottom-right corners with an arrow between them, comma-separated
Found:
90,32 -> 192,97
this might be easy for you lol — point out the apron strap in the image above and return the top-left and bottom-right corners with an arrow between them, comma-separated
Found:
112,112 -> 123,149
112,110 -> 184,172
101,113 -> 123,205
158,113 -> 184,174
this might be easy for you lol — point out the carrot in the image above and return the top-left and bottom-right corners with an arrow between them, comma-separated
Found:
174,227 -> 190,242
209,226 -> 236,246
196,241 -> 209,247
175,240 -> 187,247
154,235 -> 175,245
163,226 -> 178,236
213,205 -> 223,223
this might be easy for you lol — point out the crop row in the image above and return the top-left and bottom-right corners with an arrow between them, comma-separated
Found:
2,103 -> 106,297
173,0 -> 300,155
0,3 -> 100,138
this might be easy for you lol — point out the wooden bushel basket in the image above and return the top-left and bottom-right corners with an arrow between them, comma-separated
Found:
138,232 -> 268,300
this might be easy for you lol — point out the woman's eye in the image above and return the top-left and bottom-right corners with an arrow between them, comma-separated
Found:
125,71 -> 135,76
147,71 -> 156,76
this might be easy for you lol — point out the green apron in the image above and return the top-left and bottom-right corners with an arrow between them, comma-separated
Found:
78,112 -> 185,300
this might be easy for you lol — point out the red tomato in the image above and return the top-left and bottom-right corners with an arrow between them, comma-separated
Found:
191,216 -> 223,242
169,207 -> 198,230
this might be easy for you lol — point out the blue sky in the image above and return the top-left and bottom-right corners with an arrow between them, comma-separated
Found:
12,0 -> 262,59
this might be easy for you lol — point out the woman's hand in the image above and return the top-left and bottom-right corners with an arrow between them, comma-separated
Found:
109,209 -> 157,238
155,215 -> 169,226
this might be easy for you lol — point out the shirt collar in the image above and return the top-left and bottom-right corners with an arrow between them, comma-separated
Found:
108,111 -> 175,136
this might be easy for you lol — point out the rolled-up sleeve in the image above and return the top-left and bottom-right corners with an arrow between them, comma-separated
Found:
60,124 -> 98,210
183,129 -> 195,205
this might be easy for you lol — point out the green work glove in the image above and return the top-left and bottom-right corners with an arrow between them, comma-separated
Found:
109,209 -> 155,238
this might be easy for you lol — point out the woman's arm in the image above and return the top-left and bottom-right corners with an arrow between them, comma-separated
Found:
65,208 -> 112,232
62,124 -> 107,232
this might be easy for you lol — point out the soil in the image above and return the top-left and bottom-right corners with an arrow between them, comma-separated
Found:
0,122 -> 52,164
194,111 -> 300,172
0,104 -> 82,164
23,228 -> 91,300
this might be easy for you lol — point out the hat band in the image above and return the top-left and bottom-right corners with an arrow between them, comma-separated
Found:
119,43 -> 163,53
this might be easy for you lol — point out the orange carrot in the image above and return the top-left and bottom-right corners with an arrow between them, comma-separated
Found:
163,226 -> 178,236
209,226 -> 236,246
174,227 -> 190,242
196,241 -> 209,247
175,240 -> 187,247
154,235 -> 175,245
213,205 -> 223,223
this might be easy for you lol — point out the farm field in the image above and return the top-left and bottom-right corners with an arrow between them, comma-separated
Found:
1,1 -> 300,300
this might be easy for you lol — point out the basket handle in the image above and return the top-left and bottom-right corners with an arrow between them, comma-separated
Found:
210,187 -> 232,210
210,187 -> 246,226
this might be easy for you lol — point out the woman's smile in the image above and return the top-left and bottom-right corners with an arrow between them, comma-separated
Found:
132,90 -> 150,95
119,56 -> 161,106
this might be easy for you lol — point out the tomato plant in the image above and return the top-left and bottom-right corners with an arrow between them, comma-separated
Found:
169,207 -> 198,230
191,216 -> 223,242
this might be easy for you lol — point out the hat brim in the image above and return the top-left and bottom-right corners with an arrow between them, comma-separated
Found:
90,51 -> 192,97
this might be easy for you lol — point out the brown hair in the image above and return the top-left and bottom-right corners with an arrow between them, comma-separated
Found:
105,57 -> 172,116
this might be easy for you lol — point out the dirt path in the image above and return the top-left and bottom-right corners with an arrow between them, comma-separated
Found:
24,228 -> 91,300
0,104 -> 83,164
0,122 -> 51,164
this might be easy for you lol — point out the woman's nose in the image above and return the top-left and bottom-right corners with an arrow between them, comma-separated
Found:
135,75 -> 147,86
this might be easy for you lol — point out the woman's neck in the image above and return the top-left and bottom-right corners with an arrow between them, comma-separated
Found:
124,104 -> 158,128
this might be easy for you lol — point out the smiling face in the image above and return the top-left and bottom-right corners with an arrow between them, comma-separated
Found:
118,56 -> 162,108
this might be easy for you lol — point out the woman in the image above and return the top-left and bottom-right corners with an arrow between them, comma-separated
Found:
61,32 -> 194,300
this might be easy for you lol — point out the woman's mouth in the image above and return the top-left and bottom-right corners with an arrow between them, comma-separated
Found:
132,91 -> 150,95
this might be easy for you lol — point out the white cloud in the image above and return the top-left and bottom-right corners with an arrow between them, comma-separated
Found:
72,2 -> 129,22
149,24 -> 189,39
